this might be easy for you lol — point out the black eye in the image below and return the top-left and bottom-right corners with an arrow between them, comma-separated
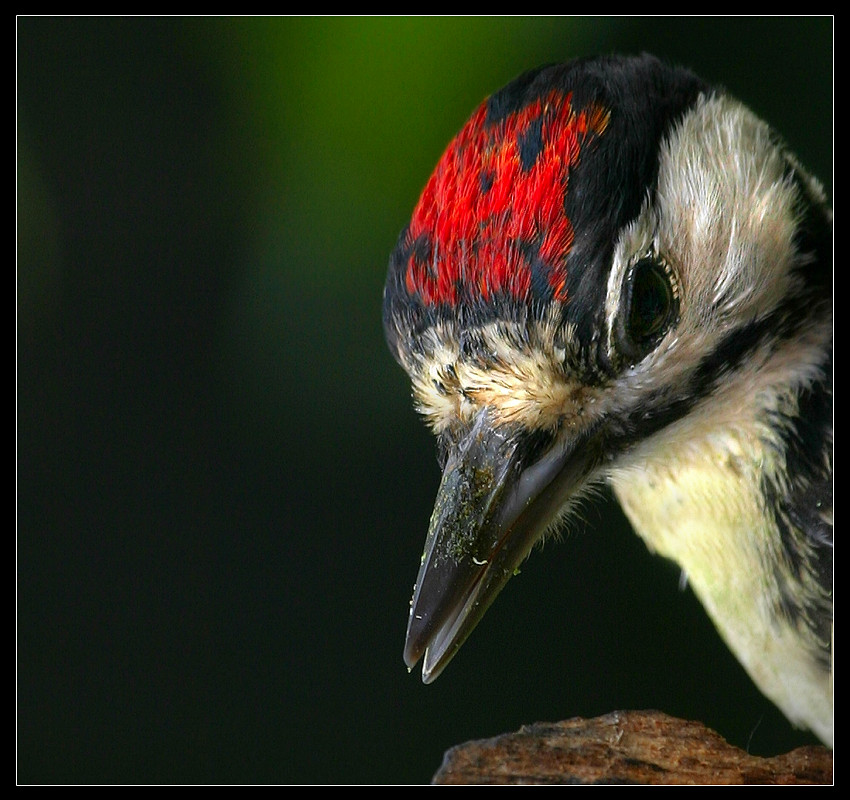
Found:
618,254 -> 679,363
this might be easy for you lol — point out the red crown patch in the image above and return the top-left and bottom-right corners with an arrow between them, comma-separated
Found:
403,90 -> 610,307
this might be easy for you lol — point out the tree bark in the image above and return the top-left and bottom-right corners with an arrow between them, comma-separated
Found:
432,710 -> 832,785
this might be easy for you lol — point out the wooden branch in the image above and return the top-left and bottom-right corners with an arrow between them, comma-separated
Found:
432,710 -> 832,785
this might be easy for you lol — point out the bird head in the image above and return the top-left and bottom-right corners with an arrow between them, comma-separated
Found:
383,55 -> 832,690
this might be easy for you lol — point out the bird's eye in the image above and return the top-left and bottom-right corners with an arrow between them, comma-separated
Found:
619,254 -> 679,363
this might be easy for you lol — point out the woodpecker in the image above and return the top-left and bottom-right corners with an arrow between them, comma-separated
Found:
383,54 -> 832,747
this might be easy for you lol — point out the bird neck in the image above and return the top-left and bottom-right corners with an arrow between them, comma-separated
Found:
607,351 -> 833,745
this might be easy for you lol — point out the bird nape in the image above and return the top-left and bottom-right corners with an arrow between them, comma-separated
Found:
382,54 -> 832,748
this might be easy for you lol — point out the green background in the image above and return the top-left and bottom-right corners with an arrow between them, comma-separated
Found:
18,17 -> 832,784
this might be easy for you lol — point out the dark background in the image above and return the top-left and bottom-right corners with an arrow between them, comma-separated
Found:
18,17 -> 832,784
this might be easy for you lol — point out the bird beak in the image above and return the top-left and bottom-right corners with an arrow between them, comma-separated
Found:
404,408 -> 599,682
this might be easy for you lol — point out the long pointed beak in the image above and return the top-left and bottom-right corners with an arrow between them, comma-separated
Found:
404,409 -> 600,683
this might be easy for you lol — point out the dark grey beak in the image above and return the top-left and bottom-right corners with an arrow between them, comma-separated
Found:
404,408 -> 600,683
